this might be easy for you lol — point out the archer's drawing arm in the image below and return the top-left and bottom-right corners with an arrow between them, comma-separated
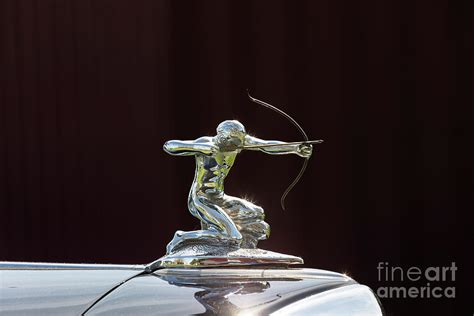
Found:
163,137 -> 216,156
244,135 -> 312,158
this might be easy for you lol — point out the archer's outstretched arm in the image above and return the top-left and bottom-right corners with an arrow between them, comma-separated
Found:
163,137 -> 216,156
244,135 -> 312,158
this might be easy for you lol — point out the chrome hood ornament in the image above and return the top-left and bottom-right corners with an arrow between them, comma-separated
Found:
148,93 -> 322,270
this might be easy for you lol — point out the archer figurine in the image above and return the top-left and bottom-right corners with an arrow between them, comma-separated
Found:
163,120 -> 314,254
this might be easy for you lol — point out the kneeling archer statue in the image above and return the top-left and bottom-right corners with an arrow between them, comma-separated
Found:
164,120 -> 313,253
152,93 -> 322,269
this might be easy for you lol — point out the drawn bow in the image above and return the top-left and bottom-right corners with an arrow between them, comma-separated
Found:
246,90 -> 321,210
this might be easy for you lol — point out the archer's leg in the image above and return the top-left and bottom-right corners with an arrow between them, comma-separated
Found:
166,195 -> 242,254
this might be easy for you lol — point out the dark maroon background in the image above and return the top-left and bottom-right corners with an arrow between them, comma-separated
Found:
1,0 -> 472,314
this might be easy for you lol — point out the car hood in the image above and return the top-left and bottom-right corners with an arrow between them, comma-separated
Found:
0,262 -> 383,315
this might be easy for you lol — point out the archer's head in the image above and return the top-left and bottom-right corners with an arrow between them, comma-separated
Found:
215,120 -> 246,151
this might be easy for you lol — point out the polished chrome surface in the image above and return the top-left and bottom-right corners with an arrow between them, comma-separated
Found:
161,120 -> 312,267
147,248 -> 303,271
85,268 -> 382,316
0,267 -> 143,315
155,267 -> 351,280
